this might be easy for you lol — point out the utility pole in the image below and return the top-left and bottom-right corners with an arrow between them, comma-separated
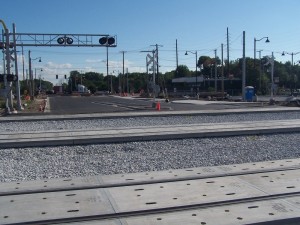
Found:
1,30 -> 5,75
21,45 -> 25,81
227,27 -> 230,77
214,49 -> 217,92
242,31 -> 246,101
28,50 -> 33,99
176,39 -> 178,77
106,46 -> 109,93
126,68 -> 129,93
221,43 -> 224,97
120,51 -> 126,93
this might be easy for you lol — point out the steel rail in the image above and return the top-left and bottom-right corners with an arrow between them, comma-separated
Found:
5,192 -> 300,225
1,166 -> 300,197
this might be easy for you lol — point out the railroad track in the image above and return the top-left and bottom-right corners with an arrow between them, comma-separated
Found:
1,159 -> 300,225
2,119 -> 300,148
2,109 -> 300,224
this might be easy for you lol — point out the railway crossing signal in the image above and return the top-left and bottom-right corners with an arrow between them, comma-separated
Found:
0,74 -> 18,82
0,20 -> 118,114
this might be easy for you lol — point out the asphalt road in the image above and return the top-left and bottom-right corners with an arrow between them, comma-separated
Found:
47,95 -> 275,115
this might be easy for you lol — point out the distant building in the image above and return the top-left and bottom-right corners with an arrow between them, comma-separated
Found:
53,86 -> 63,93
172,76 -> 204,84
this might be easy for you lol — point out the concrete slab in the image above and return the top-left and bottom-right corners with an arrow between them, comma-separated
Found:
36,197 -> 300,225
107,176 -> 267,213
1,158 -> 300,195
237,169 -> 300,195
0,189 -> 115,224
100,158 -> 300,186
101,164 -> 223,184
0,176 -> 103,196
1,161 -> 300,224
0,176 -> 267,224
122,198 -> 300,225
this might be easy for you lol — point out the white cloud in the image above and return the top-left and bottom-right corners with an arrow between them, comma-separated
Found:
45,62 -> 72,69
85,58 -> 102,63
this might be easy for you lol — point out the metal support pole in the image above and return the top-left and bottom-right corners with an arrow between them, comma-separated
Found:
254,38 -> 256,63
195,51 -> 198,97
39,74 -> 42,92
214,49 -> 217,92
242,31 -> 246,101
5,28 -> 12,113
271,52 -> 274,100
126,68 -> 129,93
152,50 -> 156,102
1,30 -> 5,83
221,44 -> 224,97
106,46 -> 109,93
257,50 -> 263,92
28,50 -> 34,99
121,51 -> 125,93
185,50 -> 198,96
21,45 -> 25,81
13,23 -> 23,110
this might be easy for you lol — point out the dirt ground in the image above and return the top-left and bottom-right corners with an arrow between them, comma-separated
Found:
22,96 -> 47,114
0,95 -> 47,115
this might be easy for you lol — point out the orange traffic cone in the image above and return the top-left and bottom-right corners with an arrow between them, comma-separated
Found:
156,102 -> 161,111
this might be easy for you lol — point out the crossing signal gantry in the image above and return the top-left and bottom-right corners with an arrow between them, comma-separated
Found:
1,33 -> 117,47
0,21 -> 117,114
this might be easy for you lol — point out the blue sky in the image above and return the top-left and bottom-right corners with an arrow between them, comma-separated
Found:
1,0 -> 300,85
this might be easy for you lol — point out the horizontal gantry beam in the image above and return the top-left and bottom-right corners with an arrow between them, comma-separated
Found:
2,33 -> 117,47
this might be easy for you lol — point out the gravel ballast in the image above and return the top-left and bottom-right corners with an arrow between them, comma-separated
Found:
1,111 -> 300,133
1,133 -> 300,183
1,112 -> 300,183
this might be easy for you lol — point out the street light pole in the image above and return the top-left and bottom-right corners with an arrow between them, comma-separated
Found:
28,51 -> 41,100
282,51 -> 300,66
185,51 -> 198,97
271,52 -> 274,101
257,50 -> 263,92
254,37 -> 269,66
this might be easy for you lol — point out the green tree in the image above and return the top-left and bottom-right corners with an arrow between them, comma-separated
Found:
198,56 -> 212,68
176,65 -> 190,78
